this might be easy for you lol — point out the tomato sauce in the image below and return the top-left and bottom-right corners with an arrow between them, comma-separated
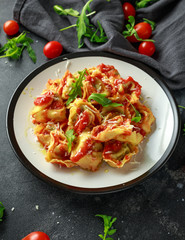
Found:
74,110 -> 90,134
49,100 -> 63,109
92,124 -> 107,137
71,139 -> 93,162
58,71 -> 73,95
124,76 -> 141,97
57,143 -> 70,160
103,140 -> 123,159
97,63 -> 119,78
34,91 -> 54,106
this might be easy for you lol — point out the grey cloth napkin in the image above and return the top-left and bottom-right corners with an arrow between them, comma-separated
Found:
13,0 -> 185,90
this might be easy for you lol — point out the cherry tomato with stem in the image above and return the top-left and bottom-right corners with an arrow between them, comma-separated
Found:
3,20 -> 19,36
138,41 -> 156,56
22,231 -> 50,240
43,41 -> 63,59
122,2 -> 136,21
126,22 -> 152,43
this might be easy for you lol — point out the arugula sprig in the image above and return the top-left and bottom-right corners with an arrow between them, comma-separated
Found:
135,0 -> 159,9
131,106 -> 141,123
88,93 -> 123,107
0,202 -> 5,222
0,32 -> 36,63
143,18 -> 156,31
123,16 -> 155,42
54,0 -> 107,48
126,98 -> 141,123
54,5 -> 80,17
66,69 -> 87,106
65,129 -> 76,153
96,214 -> 117,240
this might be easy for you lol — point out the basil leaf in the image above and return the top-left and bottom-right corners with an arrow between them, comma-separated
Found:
66,129 -> 76,153
88,93 -> 123,107
54,5 -> 80,17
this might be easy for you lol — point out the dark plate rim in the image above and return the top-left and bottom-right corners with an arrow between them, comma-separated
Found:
6,51 -> 181,194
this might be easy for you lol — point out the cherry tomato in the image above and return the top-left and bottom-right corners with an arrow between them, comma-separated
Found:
122,2 -> 136,20
22,231 -> 50,240
3,20 -> 19,36
126,22 -> 152,43
138,41 -> 155,56
43,41 -> 63,59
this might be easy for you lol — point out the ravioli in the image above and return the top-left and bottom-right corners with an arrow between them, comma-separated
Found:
31,63 -> 155,171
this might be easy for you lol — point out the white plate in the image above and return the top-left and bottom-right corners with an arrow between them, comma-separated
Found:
6,52 -> 180,194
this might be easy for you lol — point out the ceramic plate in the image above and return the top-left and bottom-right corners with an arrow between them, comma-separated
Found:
6,52 -> 180,194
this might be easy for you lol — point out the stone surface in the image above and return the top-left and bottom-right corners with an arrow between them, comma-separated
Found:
0,1 -> 185,240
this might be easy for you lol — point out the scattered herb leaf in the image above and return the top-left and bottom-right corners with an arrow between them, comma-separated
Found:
89,20 -> 107,43
53,5 -> 80,17
131,108 -> 141,123
88,93 -> 123,107
123,16 -> 154,42
143,18 -> 156,31
0,32 -> 36,63
178,105 -> 185,110
96,214 -> 117,240
0,202 -> 5,221
126,98 -> 141,123
76,0 -> 94,48
66,69 -> 87,105
135,0 -> 159,9
55,0 -> 107,48
66,129 -> 76,153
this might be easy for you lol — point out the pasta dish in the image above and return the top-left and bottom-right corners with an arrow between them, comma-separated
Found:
31,63 -> 155,171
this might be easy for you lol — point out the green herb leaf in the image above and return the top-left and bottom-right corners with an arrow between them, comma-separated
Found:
66,129 -> 76,153
0,32 -> 36,63
143,18 -> 156,31
178,105 -> 185,110
76,0 -> 93,48
0,202 -> 5,221
123,16 -> 155,42
126,98 -> 141,123
54,5 -> 80,17
96,214 -> 117,240
135,0 -> 159,9
88,93 -> 123,107
57,0 -> 107,48
90,21 -> 107,43
131,109 -> 141,123
66,69 -> 87,106
22,41 -> 37,63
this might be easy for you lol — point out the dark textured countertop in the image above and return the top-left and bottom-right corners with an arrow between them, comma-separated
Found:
1,1 -> 185,240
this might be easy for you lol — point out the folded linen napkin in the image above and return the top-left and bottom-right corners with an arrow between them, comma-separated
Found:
13,0 -> 185,90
